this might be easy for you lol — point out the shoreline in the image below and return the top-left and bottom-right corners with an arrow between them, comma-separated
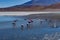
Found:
0,12 -> 60,16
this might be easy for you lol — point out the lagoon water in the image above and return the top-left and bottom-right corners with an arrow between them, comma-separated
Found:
0,16 -> 60,40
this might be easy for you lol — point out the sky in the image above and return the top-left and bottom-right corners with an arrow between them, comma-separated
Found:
0,0 -> 31,8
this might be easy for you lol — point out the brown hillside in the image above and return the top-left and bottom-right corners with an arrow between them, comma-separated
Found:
0,6 -> 46,11
46,3 -> 60,9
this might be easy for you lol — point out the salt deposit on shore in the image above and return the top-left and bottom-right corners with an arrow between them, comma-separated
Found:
0,12 -> 60,16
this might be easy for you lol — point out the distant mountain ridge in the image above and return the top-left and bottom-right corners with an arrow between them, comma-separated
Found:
6,0 -> 60,8
32,0 -> 60,6
0,0 -> 60,11
8,1 -> 32,8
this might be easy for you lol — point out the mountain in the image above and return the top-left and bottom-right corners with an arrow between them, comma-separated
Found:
32,0 -> 60,6
0,0 -> 45,11
0,0 -> 60,11
11,0 -> 60,7
9,1 -> 32,8
46,3 -> 60,9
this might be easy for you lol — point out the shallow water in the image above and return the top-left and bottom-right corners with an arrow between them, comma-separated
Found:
0,16 -> 60,40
